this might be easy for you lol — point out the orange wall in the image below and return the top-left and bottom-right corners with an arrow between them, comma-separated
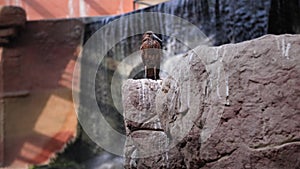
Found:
1,19 -> 83,168
0,0 -> 134,20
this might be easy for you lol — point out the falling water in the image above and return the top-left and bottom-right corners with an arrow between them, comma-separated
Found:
140,80 -> 146,111
165,136 -> 170,169
225,74 -> 230,105
84,0 -> 272,51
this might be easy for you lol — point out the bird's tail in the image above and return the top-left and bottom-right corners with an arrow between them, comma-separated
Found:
146,68 -> 160,80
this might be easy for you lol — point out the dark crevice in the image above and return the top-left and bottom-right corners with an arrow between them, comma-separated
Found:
130,128 -> 165,133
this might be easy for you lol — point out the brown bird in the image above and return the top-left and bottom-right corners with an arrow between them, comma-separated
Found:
140,31 -> 162,80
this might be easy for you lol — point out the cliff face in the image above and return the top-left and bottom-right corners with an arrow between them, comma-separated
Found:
122,34 -> 300,169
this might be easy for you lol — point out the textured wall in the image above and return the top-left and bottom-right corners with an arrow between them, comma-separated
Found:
122,34 -> 300,169
0,6 -> 83,168
0,47 -> 3,166
0,0 -> 134,20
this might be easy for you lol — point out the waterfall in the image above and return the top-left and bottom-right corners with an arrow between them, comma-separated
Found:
84,0 -> 271,47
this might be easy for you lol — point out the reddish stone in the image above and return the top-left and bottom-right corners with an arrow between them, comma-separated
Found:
1,18 -> 83,168
0,38 -> 9,44
0,28 -> 17,37
0,6 -> 26,28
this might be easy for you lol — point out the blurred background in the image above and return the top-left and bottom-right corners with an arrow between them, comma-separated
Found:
0,0 -> 169,20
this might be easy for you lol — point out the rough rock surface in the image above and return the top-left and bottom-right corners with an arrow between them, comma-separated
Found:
122,34 -> 300,169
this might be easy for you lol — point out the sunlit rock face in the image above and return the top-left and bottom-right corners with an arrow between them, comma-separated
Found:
122,34 -> 300,169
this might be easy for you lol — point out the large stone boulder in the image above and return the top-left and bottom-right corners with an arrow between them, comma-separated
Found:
122,34 -> 300,169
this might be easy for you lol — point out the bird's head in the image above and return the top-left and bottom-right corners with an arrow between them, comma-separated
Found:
142,31 -> 162,43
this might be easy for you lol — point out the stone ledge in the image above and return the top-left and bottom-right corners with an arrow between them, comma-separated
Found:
0,28 -> 17,37
0,6 -> 26,46
0,6 -> 26,28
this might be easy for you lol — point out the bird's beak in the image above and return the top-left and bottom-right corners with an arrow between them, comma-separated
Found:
152,33 -> 162,43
